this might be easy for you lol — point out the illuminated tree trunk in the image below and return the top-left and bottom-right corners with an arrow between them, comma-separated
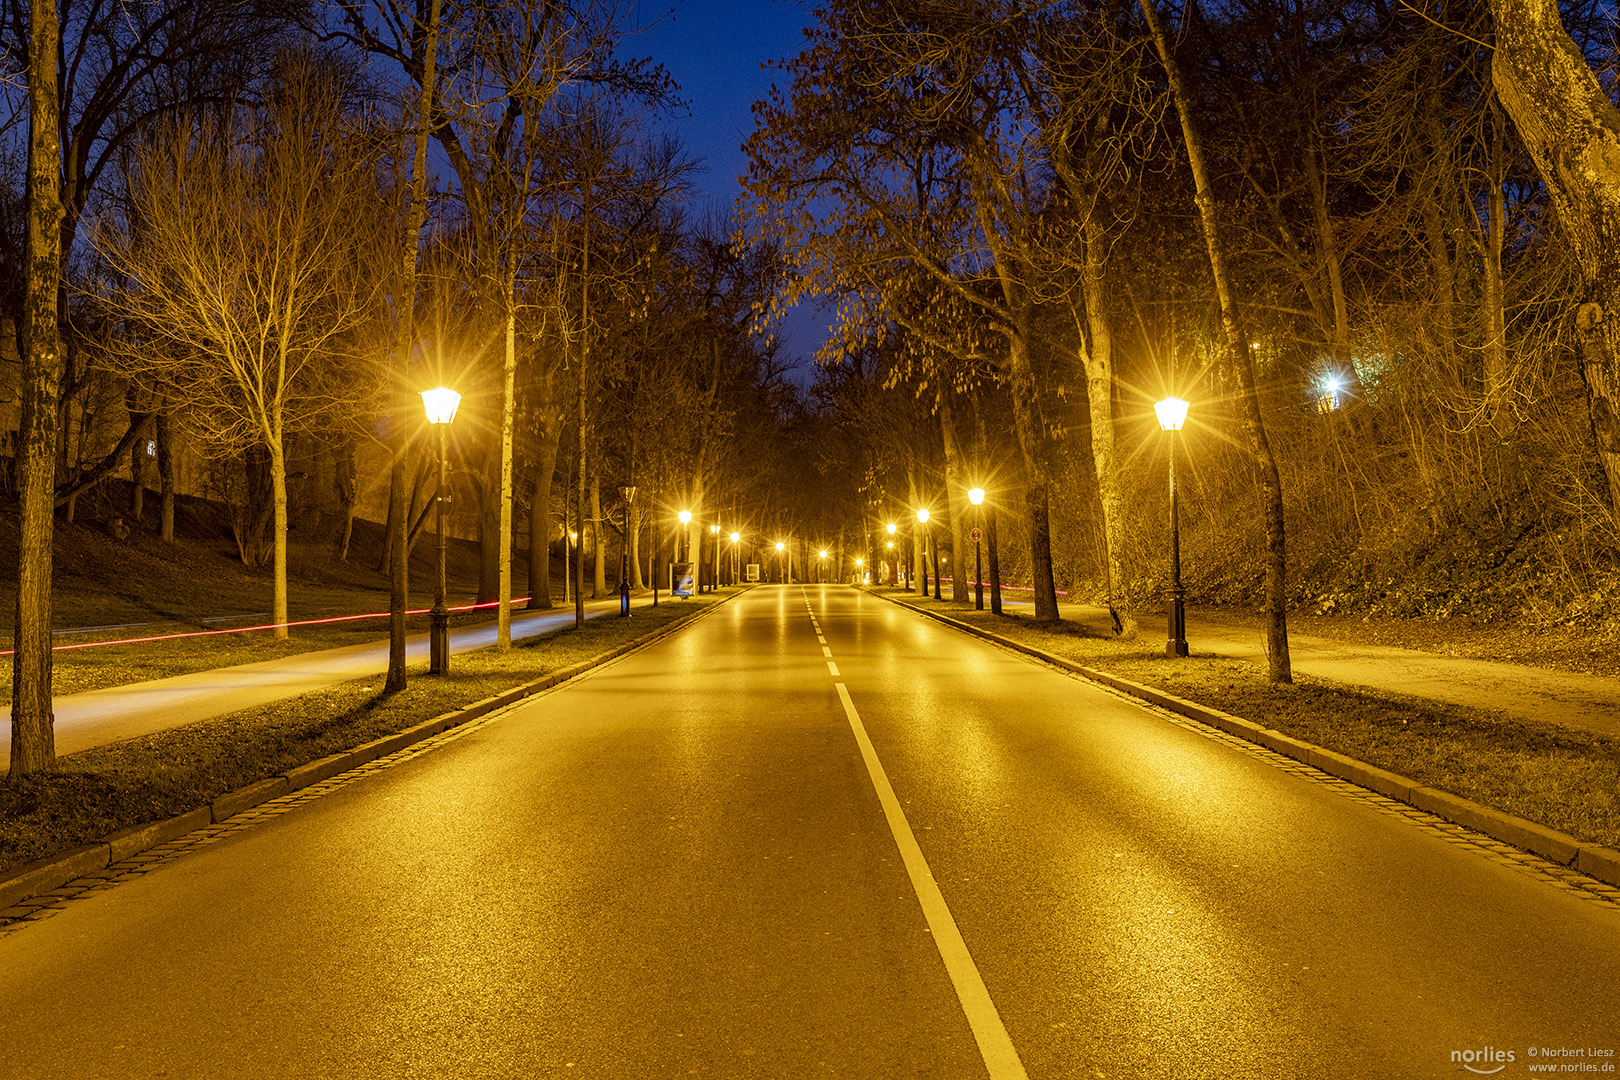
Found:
1077,219 -> 1132,636
1490,0 -> 1620,516
938,388 -> 968,603
1142,0 -> 1291,682
10,0 -> 64,778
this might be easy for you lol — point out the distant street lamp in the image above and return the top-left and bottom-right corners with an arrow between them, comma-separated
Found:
1155,396 -> 1191,658
678,509 -> 692,563
729,531 -> 740,585
420,386 -> 461,675
886,522 -> 899,588
775,541 -> 785,584
618,486 -> 636,617
818,549 -> 827,584
855,556 -> 864,584
968,487 -> 985,611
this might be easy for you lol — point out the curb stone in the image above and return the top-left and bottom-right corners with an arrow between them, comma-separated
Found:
0,590 -> 742,916
875,590 -> 1620,893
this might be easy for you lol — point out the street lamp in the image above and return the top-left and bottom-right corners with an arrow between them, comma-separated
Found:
855,556 -> 864,584
775,541 -> 785,584
678,509 -> 692,562
886,522 -> 897,586
729,531 -> 740,585
1155,396 -> 1191,658
968,487 -> 985,611
618,486 -> 636,616
917,508 -> 933,599
420,385 -> 461,675
710,523 -> 721,593
818,549 -> 827,584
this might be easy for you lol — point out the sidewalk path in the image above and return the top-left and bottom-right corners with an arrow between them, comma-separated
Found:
982,594 -> 1620,739
1,593 -> 676,768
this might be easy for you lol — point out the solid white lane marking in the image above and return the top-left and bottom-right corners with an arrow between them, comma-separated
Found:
822,646 -> 833,657
828,661 -> 840,676
834,683 -> 1029,1080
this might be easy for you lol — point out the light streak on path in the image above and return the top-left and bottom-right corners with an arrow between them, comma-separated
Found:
0,594 -> 660,769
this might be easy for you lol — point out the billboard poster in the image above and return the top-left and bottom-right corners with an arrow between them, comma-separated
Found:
745,563 -> 760,582
671,562 -> 695,597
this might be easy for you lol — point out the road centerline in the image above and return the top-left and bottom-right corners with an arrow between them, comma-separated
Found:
833,681 -> 1030,1080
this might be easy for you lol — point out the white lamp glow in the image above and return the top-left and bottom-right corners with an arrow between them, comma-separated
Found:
420,386 -> 461,425
1155,396 -> 1190,432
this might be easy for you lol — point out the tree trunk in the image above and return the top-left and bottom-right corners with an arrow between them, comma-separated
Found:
938,388 -> 968,603
498,280 -> 516,647
1490,0 -> 1620,514
591,473 -> 606,598
1078,219 -> 1132,636
269,429 -> 289,640
1142,0 -> 1291,682
9,0 -> 64,778
527,409 -> 560,609
332,433 -> 356,561
130,436 -> 145,524
156,412 -> 175,541
1004,324 -> 1060,620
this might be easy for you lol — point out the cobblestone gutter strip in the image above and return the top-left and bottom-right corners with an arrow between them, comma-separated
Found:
884,593 -> 1620,893
0,593 -> 738,915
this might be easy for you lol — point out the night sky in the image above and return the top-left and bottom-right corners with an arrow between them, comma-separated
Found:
633,0 -> 828,374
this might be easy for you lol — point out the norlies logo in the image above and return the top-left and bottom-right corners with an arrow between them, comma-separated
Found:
1454,1047 -> 1517,1074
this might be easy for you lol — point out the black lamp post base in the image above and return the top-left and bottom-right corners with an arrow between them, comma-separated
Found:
429,604 -> 450,674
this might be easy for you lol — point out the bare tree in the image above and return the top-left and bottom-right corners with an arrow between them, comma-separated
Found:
91,56 -> 385,639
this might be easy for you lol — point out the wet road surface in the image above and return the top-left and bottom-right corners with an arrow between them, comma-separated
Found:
1,585 -> 1615,1078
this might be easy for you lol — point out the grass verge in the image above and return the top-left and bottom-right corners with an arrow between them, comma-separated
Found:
882,590 -> 1620,852
0,593 -> 723,876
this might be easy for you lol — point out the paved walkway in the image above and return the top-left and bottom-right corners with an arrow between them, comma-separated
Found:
1,593 -> 683,768
969,592 -> 1620,739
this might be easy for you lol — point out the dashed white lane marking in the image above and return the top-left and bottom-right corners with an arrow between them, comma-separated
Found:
822,646 -> 833,657
834,682 -> 1029,1080
827,661 -> 840,676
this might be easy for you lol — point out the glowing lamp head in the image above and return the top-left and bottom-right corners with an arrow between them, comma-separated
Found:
855,558 -> 863,567
886,523 -> 897,535
420,386 -> 461,425
775,542 -> 785,552
678,510 -> 691,525
968,487 -> 985,506
916,508 -> 929,524
1323,375 -> 1344,394
819,550 -> 827,558
729,532 -> 739,543
710,524 -> 720,534
1154,396 -> 1190,432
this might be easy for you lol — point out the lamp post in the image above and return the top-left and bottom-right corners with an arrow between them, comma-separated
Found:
618,486 -> 636,616
917,508 -> 932,598
818,549 -> 827,584
420,386 -> 461,675
968,487 -> 985,611
886,523 -> 897,586
855,556 -> 864,584
711,524 -> 721,592
775,541 -> 785,584
729,532 -> 739,585
1155,396 -> 1191,658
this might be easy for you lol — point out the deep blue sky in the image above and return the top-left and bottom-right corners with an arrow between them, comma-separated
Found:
631,0 -> 828,376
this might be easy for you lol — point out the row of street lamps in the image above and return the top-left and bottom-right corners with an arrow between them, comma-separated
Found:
416,382 -> 1195,675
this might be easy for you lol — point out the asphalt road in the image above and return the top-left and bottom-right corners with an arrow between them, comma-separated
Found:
1,585 -> 1615,1078
0,594 -> 658,768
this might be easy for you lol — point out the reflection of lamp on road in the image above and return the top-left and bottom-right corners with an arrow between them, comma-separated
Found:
968,487 -> 985,611
420,386 -> 461,675
1155,396 -> 1191,658
618,486 -> 636,617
